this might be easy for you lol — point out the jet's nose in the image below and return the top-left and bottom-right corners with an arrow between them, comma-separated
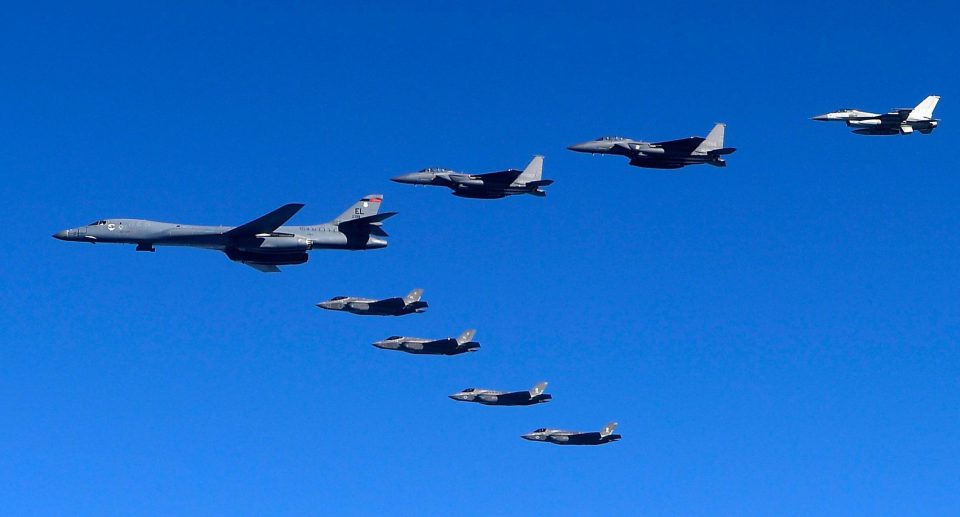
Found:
316,301 -> 335,310
53,230 -> 70,240
521,433 -> 538,441
811,114 -> 833,121
391,172 -> 429,184
567,142 -> 595,152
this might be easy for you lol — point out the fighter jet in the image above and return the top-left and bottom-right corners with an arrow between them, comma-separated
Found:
567,123 -> 735,169
391,155 -> 552,198
317,288 -> 427,316
373,329 -> 480,355
53,195 -> 395,272
521,422 -> 621,446
449,381 -> 551,406
812,95 -> 940,135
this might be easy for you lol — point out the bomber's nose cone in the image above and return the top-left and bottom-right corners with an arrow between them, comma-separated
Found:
53,230 -> 69,240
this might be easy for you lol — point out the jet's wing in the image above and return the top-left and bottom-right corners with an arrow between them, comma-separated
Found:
471,169 -> 523,184
651,136 -> 706,155
225,203 -> 304,237
244,263 -> 281,273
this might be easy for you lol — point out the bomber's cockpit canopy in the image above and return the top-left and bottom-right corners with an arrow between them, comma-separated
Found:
598,136 -> 627,141
88,220 -> 108,226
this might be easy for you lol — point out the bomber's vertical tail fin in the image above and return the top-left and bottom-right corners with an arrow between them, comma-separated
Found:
600,421 -> 618,437
516,155 -> 544,184
908,95 -> 940,121
529,381 -> 548,397
694,123 -> 725,152
456,329 -> 477,345
331,194 -> 383,224
404,288 -> 424,304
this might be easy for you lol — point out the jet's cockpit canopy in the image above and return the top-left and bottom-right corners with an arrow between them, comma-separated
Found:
419,167 -> 450,173
598,136 -> 627,141
534,428 -> 547,433
386,336 -> 403,340
88,220 -> 108,226
329,296 -> 348,301
461,388 -> 475,393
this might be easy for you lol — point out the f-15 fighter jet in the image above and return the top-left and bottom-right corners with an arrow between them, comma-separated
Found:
53,195 -> 394,272
373,329 -> 479,355
812,95 -> 940,135
391,156 -> 552,198
567,123 -> 735,169
522,422 -> 621,446
317,288 -> 427,316
449,382 -> 551,406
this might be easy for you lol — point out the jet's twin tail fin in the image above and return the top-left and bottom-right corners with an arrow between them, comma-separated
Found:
908,95 -> 940,121
600,421 -> 618,437
694,123 -> 725,153
515,155 -> 544,184
456,329 -> 477,345
332,194 -> 383,225
529,381 -> 548,397
404,288 -> 424,304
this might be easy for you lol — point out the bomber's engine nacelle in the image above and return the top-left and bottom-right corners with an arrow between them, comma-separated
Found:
246,236 -> 313,253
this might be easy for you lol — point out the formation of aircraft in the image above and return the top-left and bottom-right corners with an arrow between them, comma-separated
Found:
53,195 -> 393,273
812,95 -> 940,135
392,155 -> 552,198
522,421 -> 621,446
449,382 -> 552,406
317,288 -> 427,316
567,123 -> 736,169
373,329 -> 480,355
53,97 -> 942,445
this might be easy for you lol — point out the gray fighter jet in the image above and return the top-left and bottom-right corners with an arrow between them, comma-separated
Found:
317,288 -> 427,316
391,156 -> 551,198
449,382 -> 551,406
53,195 -> 394,272
568,123 -> 735,169
812,95 -> 940,135
373,329 -> 479,355
522,422 -> 621,446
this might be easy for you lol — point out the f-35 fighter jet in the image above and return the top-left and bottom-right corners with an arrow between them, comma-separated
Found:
391,156 -> 552,198
522,422 -> 621,446
317,288 -> 427,316
53,195 -> 395,272
568,123 -> 735,169
812,95 -> 940,135
373,329 -> 480,355
449,381 -> 551,406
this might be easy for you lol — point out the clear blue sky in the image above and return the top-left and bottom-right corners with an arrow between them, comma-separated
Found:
2,2 -> 958,515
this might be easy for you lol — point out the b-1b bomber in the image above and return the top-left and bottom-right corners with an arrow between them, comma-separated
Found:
449,382 -> 551,406
568,123 -> 735,169
391,155 -> 552,198
373,329 -> 480,355
52,195 -> 394,272
317,288 -> 427,316
522,421 -> 621,446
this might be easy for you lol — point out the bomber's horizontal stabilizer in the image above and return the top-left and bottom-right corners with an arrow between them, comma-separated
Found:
338,212 -> 397,234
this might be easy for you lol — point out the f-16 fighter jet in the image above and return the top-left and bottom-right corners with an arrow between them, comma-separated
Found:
522,422 -> 621,446
53,195 -> 395,272
567,123 -> 735,169
373,329 -> 479,355
449,381 -> 551,406
812,95 -> 940,135
317,288 -> 427,316
391,155 -> 552,198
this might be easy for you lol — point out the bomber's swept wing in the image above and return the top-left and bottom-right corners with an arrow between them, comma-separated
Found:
225,203 -> 304,237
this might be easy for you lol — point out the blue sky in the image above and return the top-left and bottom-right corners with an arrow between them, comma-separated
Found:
2,2 -> 958,515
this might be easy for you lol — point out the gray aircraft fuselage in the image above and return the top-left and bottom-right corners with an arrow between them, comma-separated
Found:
449,388 -> 552,406
373,330 -> 480,356
317,296 -> 427,316
568,124 -> 734,169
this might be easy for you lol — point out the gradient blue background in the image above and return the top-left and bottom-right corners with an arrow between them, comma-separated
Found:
2,2 -> 958,515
